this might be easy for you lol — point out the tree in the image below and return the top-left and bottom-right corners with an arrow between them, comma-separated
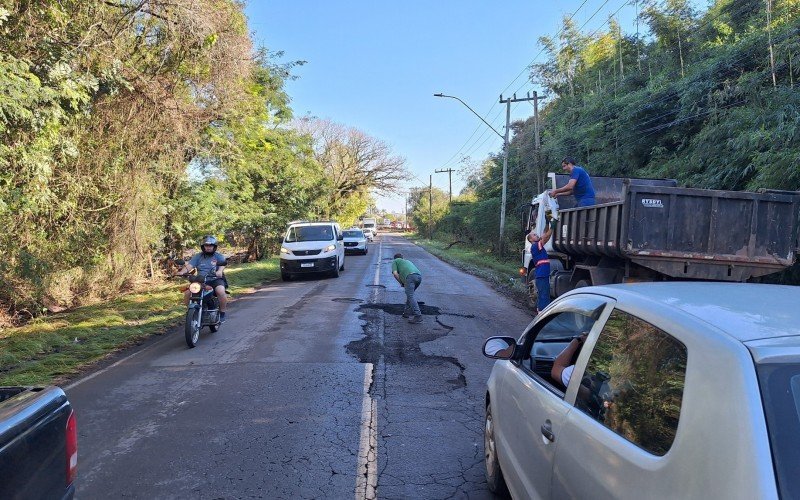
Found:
294,118 -> 409,219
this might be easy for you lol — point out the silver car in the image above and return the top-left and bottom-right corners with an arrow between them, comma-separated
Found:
483,283 -> 800,499
343,229 -> 368,255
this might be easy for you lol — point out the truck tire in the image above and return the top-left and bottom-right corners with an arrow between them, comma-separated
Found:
575,279 -> 591,288
281,272 -> 291,281
526,269 -> 539,310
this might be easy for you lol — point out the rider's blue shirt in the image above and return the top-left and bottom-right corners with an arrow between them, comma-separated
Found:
189,252 -> 227,277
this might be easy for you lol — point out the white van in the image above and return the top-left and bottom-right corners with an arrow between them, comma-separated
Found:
279,221 -> 345,281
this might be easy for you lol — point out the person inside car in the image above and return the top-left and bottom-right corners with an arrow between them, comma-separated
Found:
177,235 -> 228,323
551,333 -> 588,387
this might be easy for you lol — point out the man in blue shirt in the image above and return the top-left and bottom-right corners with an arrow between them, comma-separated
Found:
549,156 -> 596,207
527,219 -> 556,314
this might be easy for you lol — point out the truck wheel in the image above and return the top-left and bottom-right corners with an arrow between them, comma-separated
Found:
575,279 -> 591,288
485,403 -> 510,497
281,272 -> 291,281
526,269 -> 539,310
184,309 -> 200,348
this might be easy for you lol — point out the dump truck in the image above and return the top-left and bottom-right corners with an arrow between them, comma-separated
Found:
521,173 -> 800,309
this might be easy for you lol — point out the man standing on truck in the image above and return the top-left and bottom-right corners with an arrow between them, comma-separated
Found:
549,157 -> 596,207
527,219 -> 556,314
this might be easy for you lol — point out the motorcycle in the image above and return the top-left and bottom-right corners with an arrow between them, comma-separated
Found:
174,259 -> 222,348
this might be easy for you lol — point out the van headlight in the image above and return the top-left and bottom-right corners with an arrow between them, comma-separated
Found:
324,244 -> 336,252
280,247 -> 291,254
189,282 -> 202,294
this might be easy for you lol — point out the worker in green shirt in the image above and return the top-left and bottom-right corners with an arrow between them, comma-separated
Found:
391,253 -> 423,324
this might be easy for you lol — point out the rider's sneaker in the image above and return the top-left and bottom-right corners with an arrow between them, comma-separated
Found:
219,312 -> 227,324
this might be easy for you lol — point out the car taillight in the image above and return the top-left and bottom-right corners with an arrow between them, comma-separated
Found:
66,410 -> 77,485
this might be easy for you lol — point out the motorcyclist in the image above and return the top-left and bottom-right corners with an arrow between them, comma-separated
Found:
177,235 -> 228,323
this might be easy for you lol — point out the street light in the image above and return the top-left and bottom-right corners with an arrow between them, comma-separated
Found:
434,92 -> 510,252
433,93 -> 504,139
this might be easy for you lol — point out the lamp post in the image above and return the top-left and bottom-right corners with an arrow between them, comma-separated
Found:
434,92 -> 508,252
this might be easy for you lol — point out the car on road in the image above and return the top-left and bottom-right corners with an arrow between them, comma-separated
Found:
482,283 -> 800,499
280,221 -> 345,280
1,386 -> 78,499
362,227 -> 375,241
342,228 -> 368,255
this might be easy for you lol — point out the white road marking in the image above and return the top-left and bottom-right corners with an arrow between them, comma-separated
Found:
355,238 -> 382,499
355,363 -> 378,499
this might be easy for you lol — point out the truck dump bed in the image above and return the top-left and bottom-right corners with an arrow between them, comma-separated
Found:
552,181 -> 800,281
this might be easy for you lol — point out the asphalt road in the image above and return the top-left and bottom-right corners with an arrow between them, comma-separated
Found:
67,234 -> 533,499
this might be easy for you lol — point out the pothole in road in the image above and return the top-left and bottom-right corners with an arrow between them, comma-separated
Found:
346,302 -> 468,390
332,298 -> 365,304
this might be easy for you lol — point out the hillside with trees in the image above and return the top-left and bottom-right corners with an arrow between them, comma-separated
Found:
411,0 -> 799,257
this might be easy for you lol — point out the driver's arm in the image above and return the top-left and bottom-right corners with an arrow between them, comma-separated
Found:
551,334 -> 587,384
215,265 -> 226,278
178,263 -> 194,276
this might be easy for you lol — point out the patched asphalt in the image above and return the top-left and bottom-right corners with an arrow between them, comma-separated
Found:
67,234 -> 533,499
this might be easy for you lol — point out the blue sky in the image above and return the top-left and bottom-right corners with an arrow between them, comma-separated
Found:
245,1 -> 649,212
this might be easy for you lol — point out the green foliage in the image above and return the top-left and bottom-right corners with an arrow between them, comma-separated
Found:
426,1 -> 800,262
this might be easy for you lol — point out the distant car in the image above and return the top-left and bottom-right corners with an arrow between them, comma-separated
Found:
482,283 -> 800,499
343,229 -> 368,255
362,228 -> 375,241
280,221 -> 345,280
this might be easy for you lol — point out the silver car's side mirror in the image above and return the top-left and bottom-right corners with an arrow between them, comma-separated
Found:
483,336 -> 517,360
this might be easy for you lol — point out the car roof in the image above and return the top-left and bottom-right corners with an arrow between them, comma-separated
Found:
288,221 -> 336,227
575,282 -> 800,343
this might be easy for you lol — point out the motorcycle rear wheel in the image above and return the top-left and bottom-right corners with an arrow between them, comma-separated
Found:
185,308 -> 200,348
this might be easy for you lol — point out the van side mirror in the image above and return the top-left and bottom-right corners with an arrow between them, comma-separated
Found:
338,234 -> 344,241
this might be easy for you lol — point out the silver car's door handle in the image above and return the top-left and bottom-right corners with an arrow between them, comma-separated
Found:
541,421 -> 555,442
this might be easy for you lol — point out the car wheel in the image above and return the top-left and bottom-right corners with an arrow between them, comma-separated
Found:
340,257 -> 345,271
331,259 -> 340,278
485,403 -> 510,496
364,248 -> 368,255
526,268 -> 538,311
281,272 -> 292,282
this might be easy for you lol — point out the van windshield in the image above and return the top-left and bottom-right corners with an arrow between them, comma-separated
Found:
343,230 -> 363,238
756,361 -> 800,499
285,226 -> 334,242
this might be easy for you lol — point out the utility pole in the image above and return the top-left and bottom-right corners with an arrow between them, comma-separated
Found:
435,168 -> 455,202
429,174 -> 433,240
404,193 -> 408,231
498,92 -> 539,254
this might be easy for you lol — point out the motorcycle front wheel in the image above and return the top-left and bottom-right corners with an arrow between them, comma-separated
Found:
185,308 -> 201,348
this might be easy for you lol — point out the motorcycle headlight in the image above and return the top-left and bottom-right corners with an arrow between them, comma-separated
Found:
280,247 -> 291,254
324,244 -> 336,252
189,282 -> 202,294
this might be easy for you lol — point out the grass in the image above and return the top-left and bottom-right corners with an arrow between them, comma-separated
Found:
0,258 -> 281,386
408,234 -> 530,304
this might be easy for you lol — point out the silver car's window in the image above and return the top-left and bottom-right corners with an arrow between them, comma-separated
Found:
755,363 -> 800,499
522,308 -> 603,396
577,309 -> 687,456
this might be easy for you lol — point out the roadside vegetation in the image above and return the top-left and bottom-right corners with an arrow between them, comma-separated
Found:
408,0 -> 800,267
0,259 -> 280,386
0,1 -> 407,324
